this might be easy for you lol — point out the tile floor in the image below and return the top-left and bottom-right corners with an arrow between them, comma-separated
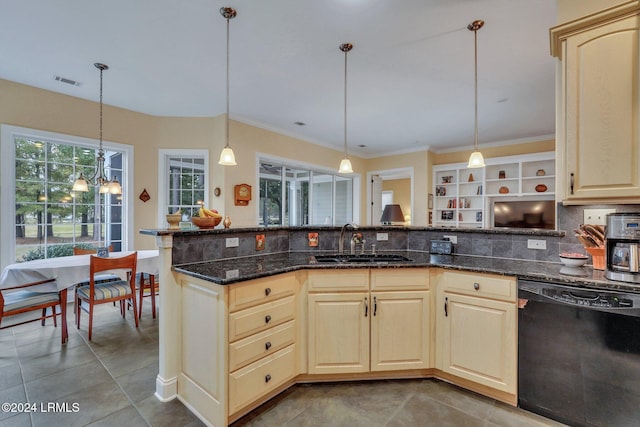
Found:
0,301 -> 565,427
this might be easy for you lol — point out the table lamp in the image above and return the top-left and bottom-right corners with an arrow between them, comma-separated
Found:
380,204 -> 405,225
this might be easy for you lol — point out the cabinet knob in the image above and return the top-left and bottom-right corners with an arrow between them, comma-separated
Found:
265,314 -> 272,324
473,282 -> 480,291
265,374 -> 272,383
265,341 -> 272,350
265,287 -> 272,296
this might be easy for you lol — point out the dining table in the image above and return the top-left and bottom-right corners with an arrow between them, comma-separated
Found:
0,249 -> 159,293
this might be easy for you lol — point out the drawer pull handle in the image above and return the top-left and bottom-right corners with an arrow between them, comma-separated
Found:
265,341 -> 272,350
473,282 -> 480,291
265,374 -> 272,383
265,315 -> 272,324
444,297 -> 448,317
570,172 -> 574,195
265,287 -> 272,296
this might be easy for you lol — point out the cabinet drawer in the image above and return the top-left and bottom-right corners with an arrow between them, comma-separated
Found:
371,268 -> 429,290
229,320 -> 296,372
229,273 -> 296,312
229,295 -> 295,341
307,270 -> 369,292
441,271 -> 515,302
229,344 -> 296,414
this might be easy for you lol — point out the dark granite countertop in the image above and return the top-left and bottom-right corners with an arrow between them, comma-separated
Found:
172,250 -> 640,294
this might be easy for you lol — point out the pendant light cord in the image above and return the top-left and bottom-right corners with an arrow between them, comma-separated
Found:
99,66 -> 104,154
473,26 -> 478,151
343,47 -> 348,158
225,14 -> 230,149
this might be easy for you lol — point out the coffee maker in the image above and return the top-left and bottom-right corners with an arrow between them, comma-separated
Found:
605,213 -> 640,283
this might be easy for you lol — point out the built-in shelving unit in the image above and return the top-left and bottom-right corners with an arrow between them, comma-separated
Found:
432,152 -> 555,228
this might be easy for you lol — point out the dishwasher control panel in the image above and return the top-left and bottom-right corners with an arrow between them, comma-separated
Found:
542,289 -> 633,308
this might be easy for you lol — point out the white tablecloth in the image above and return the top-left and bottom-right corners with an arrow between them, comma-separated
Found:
0,250 -> 159,292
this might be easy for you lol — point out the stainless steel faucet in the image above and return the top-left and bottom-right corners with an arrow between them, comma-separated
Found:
339,222 -> 359,254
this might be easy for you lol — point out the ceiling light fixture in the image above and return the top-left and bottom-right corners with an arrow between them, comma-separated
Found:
467,19 -> 486,169
218,7 -> 237,166
338,43 -> 354,174
72,63 -> 122,194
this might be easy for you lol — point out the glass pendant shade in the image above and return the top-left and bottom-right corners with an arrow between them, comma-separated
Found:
218,146 -> 237,166
467,150 -> 485,168
72,173 -> 89,192
108,176 -> 122,194
339,158 -> 353,174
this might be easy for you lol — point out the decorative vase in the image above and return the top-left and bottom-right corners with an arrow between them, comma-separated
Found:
223,215 -> 232,229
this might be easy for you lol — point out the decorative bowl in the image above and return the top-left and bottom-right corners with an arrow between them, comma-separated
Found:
166,213 -> 182,230
191,216 -> 222,229
559,253 -> 589,267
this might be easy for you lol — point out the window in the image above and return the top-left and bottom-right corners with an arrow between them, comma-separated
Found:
160,152 -> 208,219
258,159 -> 356,226
1,125 -> 132,267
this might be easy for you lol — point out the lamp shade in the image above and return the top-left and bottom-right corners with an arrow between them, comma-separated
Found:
339,158 -> 353,174
467,150 -> 485,168
218,147 -> 237,165
380,204 -> 405,224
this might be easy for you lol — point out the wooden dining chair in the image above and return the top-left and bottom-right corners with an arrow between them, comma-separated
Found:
136,272 -> 159,319
75,252 -> 138,341
0,279 -> 68,344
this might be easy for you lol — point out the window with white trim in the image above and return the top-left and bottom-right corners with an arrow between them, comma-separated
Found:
259,159 -> 355,226
158,150 -> 208,222
1,125 -> 131,266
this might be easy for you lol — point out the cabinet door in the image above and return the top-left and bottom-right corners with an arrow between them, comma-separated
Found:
370,291 -> 431,371
563,14 -> 640,201
437,292 -> 516,394
307,293 -> 369,374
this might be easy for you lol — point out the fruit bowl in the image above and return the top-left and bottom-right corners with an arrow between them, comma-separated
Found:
191,216 -> 222,229
559,252 -> 589,267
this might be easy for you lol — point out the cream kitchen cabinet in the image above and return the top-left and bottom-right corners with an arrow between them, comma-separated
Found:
175,271 -> 301,425
551,3 -> 640,203
307,269 -> 431,374
434,270 -> 517,401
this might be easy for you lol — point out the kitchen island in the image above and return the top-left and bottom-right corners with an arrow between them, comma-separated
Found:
141,226 -> 637,426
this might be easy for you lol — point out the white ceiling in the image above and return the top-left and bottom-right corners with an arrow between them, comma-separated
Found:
0,0 -> 557,158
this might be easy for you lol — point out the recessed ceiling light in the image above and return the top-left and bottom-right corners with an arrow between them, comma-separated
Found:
497,98 -> 508,103
54,76 -> 81,86
358,144 -> 366,148
294,121 -> 306,126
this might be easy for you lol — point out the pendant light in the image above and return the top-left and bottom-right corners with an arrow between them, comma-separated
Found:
338,43 -> 354,174
467,20 -> 486,169
72,63 -> 122,194
218,7 -> 237,166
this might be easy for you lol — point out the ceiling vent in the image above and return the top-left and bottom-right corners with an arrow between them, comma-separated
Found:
54,76 -> 80,86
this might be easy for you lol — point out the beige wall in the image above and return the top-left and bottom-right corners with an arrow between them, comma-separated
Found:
0,79 -> 363,249
1,78 -> 556,253
431,139 -> 555,166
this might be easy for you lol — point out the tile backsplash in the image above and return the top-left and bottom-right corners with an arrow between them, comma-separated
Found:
169,204 -> 640,266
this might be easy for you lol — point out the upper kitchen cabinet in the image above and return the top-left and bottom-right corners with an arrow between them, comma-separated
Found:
551,2 -> 640,204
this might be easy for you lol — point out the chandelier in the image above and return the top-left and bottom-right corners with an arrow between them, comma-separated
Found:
72,63 -> 122,194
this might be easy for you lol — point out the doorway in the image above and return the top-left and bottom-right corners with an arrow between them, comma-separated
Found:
366,167 -> 413,226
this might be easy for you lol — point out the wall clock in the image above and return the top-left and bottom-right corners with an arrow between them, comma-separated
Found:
234,183 -> 252,206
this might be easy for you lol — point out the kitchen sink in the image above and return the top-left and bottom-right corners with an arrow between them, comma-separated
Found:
311,254 -> 412,264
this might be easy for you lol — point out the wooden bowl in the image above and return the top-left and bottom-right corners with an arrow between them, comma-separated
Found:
191,216 -> 222,229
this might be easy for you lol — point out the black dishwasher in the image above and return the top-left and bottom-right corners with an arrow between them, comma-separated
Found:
518,280 -> 640,427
